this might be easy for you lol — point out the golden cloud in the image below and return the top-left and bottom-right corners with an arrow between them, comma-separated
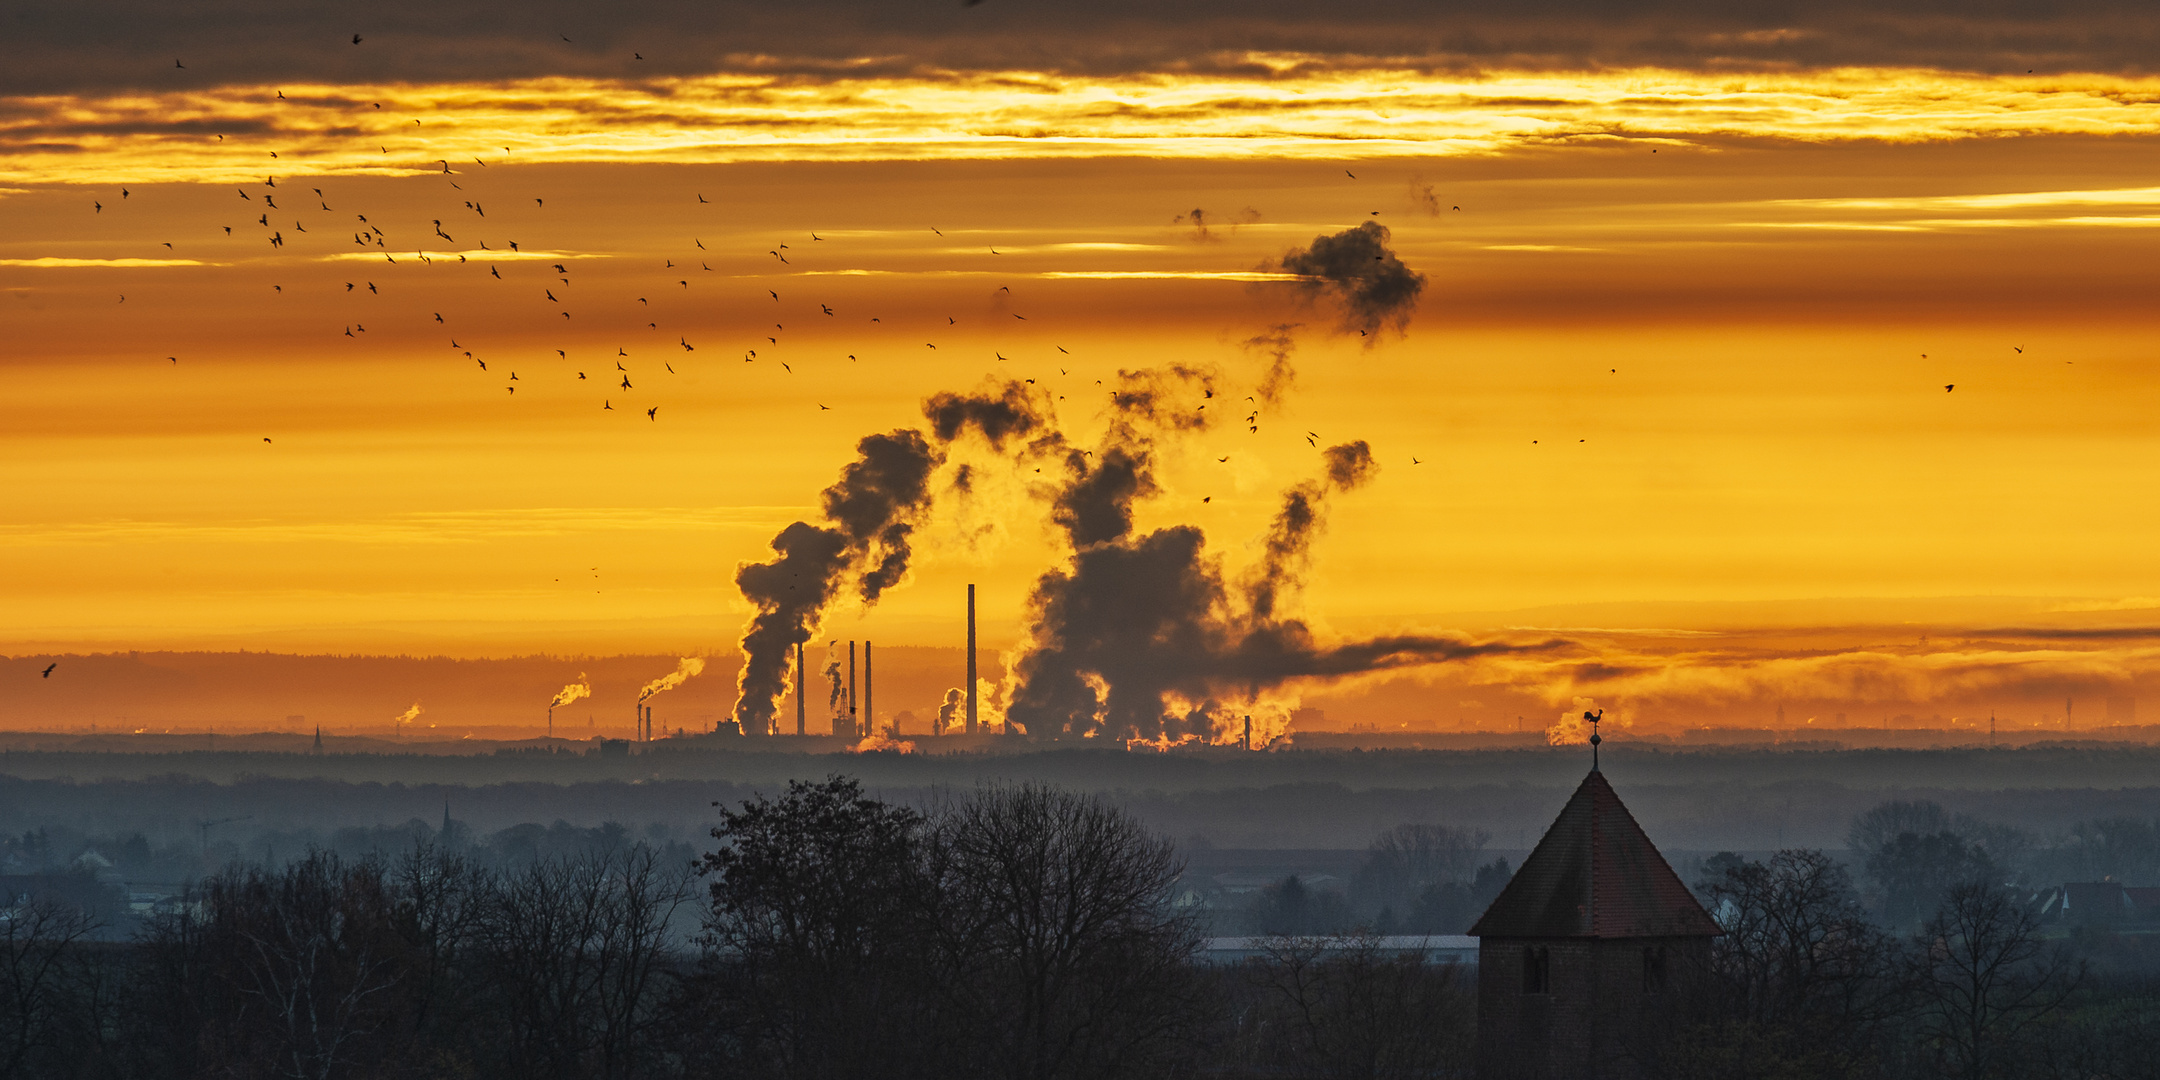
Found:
10,66 -> 2160,185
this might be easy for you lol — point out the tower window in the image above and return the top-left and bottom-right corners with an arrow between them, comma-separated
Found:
1522,945 -> 1550,994
1642,945 -> 1668,993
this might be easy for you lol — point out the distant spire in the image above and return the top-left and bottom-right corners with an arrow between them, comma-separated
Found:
1585,710 -> 1603,771
312,725 -> 322,754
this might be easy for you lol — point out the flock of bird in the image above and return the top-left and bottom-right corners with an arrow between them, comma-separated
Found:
94,39 -> 2043,470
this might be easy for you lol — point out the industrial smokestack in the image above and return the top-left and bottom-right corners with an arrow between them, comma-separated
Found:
850,640 -> 858,733
795,643 -> 806,736
865,640 -> 874,738
967,584 -> 979,735
1244,714 -> 1252,751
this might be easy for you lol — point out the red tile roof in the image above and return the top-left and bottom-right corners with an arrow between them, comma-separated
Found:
1469,769 -> 1721,939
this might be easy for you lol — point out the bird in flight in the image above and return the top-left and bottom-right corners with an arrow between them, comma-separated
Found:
40,663 -> 55,678
818,403 -> 831,410
1945,384 -> 1955,392
647,407 -> 657,420
352,33 -> 362,44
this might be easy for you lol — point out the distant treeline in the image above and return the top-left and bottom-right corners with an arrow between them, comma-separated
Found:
15,743 -> 2160,851
0,779 -> 1474,1080
8,778 -> 2160,1078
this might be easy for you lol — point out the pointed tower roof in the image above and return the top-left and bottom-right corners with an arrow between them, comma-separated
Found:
1470,769 -> 1720,939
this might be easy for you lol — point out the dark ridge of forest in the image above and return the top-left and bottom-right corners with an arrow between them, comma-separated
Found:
6,743 -> 2160,853
5,739 -> 2160,791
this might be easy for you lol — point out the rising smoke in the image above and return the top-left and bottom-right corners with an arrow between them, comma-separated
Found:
1003,392 -> 1542,744
549,675 -> 591,710
734,230 -> 1541,745
732,384 -> 1053,729
1268,221 -> 1426,338
1241,324 -> 1298,408
637,657 -> 705,704
1173,206 -> 1261,242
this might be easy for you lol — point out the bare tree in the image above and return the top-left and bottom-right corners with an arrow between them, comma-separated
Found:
926,783 -> 1205,1080
1669,850 -> 1902,1079
1236,932 -> 1472,1080
1352,824 -> 1489,911
477,845 -> 691,1080
1909,881 -> 2080,1080
0,899 -> 99,1079
208,852 -> 404,1080
388,842 -> 489,1056
697,776 -> 932,1080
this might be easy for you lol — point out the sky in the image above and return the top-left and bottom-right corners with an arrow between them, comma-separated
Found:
4,0 -> 2160,739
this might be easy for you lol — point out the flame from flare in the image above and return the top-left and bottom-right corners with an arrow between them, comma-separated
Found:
549,675 -> 591,709
394,703 -> 422,724
851,734 -> 917,754
638,657 -> 706,702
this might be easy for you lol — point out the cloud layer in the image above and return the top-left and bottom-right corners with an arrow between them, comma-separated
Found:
15,0 -> 2160,96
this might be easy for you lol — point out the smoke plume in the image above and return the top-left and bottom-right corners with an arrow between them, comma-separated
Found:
1408,175 -> 1443,216
731,382 -> 1054,729
549,675 -> 590,709
394,703 -> 422,724
1174,206 -> 1261,242
851,734 -> 917,754
825,652 -> 845,709
637,657 -> 705,703
1268,221 -> 1425,338
937,687 -> 962,734
1241,324 -> 1299,408
998,375 -> 1546,744
1249,440 -> 1376,621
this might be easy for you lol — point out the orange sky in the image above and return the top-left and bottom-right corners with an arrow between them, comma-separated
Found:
5,50 -> 2160,735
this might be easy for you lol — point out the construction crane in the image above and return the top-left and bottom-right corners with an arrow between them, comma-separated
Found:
197,815 -> 252,857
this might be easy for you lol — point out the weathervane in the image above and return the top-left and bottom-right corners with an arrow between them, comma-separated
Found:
1585,709 -> 1603,770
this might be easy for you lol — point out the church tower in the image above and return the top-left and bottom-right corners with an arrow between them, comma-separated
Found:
1469,738 -> 1721,1078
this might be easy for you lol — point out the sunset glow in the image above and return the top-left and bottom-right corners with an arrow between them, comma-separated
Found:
7,8 -> 2160,739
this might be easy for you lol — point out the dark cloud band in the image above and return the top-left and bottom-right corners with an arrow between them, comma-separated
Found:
11,0 -> 2160,95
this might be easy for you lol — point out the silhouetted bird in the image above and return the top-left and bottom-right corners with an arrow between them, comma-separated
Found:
647,407 -> 657,420
40,663 -> 55,678
1945,384 -> 1954,392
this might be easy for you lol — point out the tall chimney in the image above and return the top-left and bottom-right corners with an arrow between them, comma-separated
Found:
795,642 -> 806,736
966,584 -> 979,735
849,640 -> 858,733
864,641 -> 874,738
1243,714 -> 1252,751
